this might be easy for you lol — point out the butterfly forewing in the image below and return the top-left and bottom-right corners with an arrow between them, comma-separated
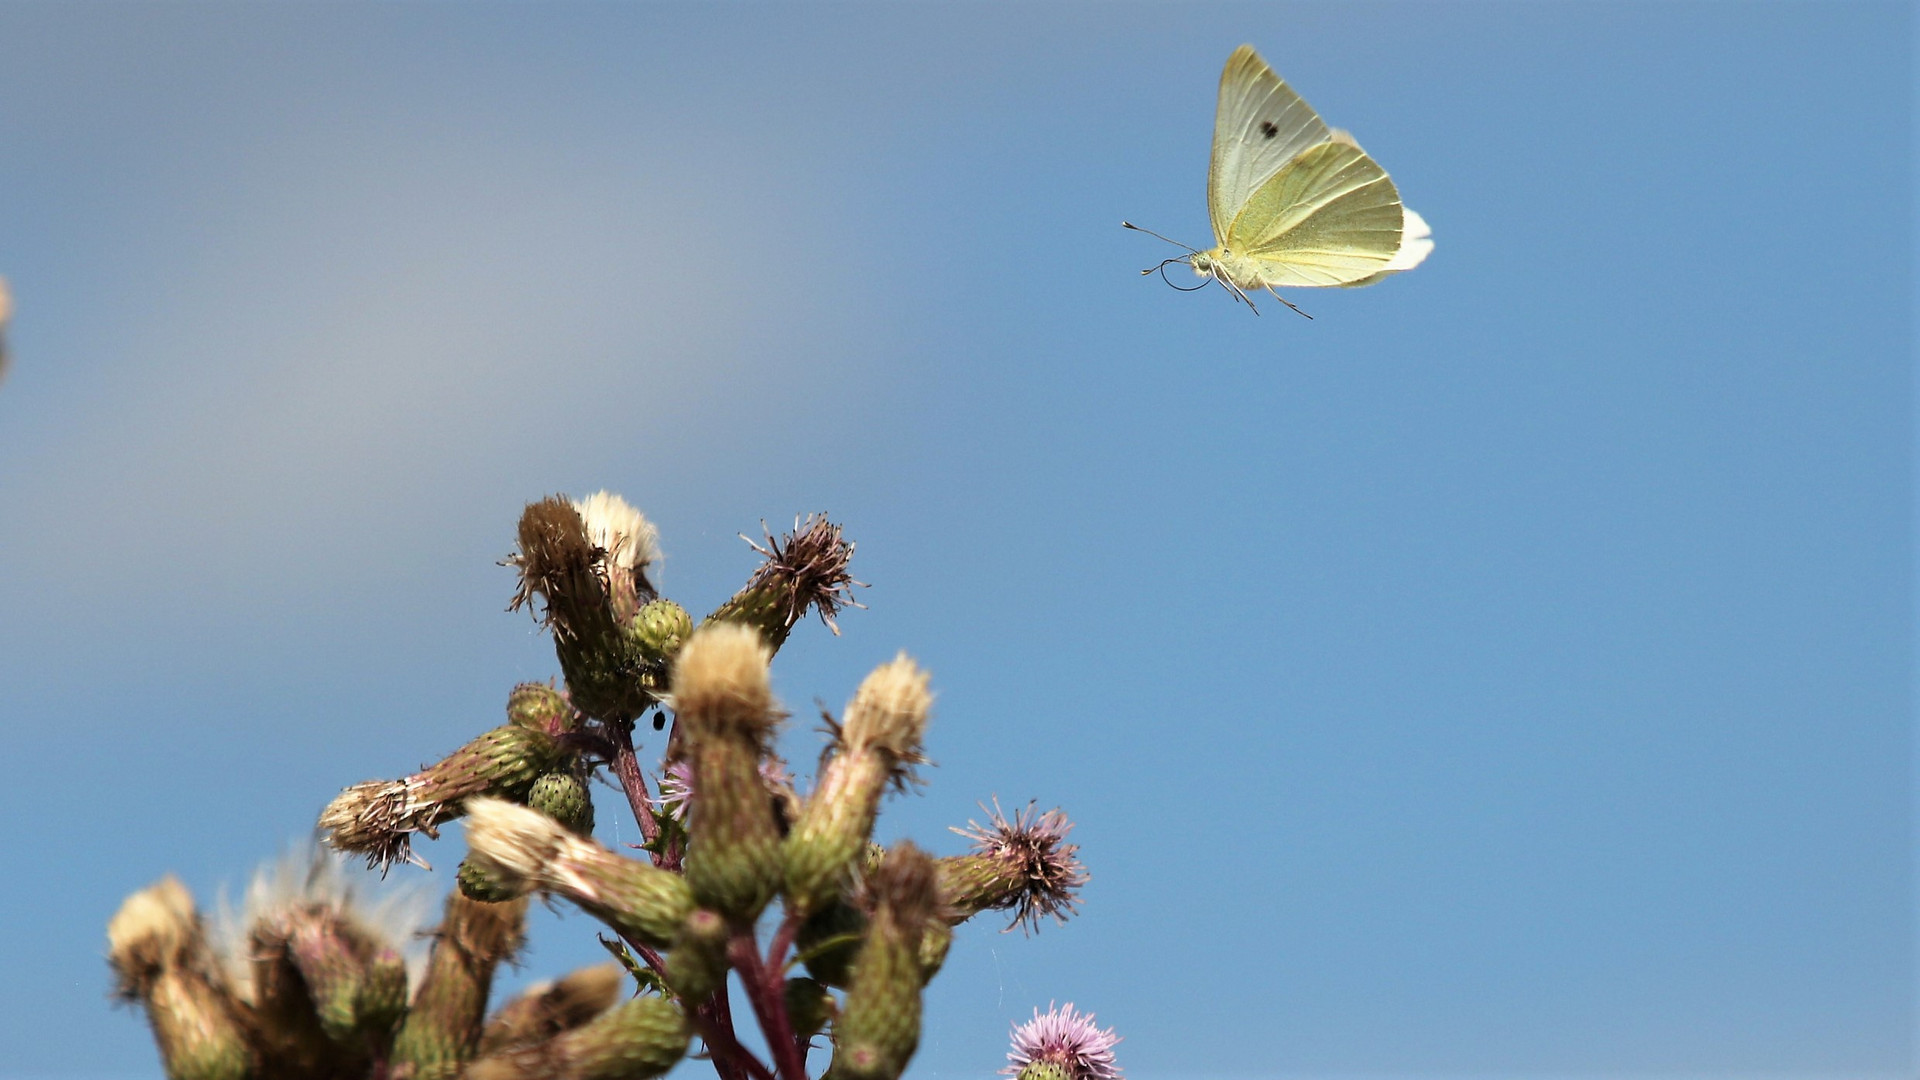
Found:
1208,45 -> 1331,248
1225,140 -> 1406,288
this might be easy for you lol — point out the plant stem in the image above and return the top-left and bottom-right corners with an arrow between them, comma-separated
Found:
697,988 -> 772,1080
609,719 -> 662,853
729,930 -> 808,1080
767,910 -> 802,973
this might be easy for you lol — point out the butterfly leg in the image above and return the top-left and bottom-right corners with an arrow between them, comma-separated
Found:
1265,287 -> 1313,320
1267,286 -> 1313,319
1218,277 -> 1260,315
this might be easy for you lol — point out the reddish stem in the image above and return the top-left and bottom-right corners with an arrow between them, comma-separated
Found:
699,988 -> 773,1080
730,929 -> 809,1080
609,720 -> 662,854
767,909 -> 803,973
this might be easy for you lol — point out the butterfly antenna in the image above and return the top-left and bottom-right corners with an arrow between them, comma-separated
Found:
1121,221 -> 1201,255
1150,258 -> 1209,291
1264,286 -> 1313,320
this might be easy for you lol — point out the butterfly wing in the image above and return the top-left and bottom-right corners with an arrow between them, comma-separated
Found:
1208,45 -> 1331,248
1222,132 -> 1410,288
1335,208 -> 1434,288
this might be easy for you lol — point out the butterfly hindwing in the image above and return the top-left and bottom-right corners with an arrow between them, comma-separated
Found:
1223,137 -> 1406,288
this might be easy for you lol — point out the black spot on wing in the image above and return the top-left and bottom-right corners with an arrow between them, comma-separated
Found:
1259,120 -> 1280,139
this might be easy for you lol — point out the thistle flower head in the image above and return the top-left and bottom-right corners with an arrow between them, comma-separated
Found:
107,876 -> 200,998
572,490 -> 661,577
506,495 -> 596,631
460,796 -> 571,897
670,621 -> 778,743
215,843 -> 433,999
954,801 -> 1088,934
318,724 -> 565,871
317,779 -> 422,870
1003,1003 -> 1121,1080
840,652 -> 934,784
869,841 -> 941,932
657,756 -> 793,825
655,760 -> 695,821
744,514 -> 865,635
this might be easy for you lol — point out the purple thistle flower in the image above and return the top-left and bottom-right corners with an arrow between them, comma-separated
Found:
654,757 -> 793,823
1003,1002 -> 1122,1080
956,800 -> 1089,933
654,761 -> 695,821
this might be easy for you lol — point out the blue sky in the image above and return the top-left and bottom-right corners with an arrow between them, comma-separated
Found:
0,3 -> 1910,1078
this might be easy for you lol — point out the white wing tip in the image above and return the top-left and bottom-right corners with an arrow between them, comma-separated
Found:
1383,207 -> 1434,272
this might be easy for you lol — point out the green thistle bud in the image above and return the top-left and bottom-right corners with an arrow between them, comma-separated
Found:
464,797 -> 693,948
282,909 -> 372,1046
797,899 -> 865,988
556,626 -> 659,724
784,977 -> 832,1043
672,624 -> 784,921
917,920 -> 952,983
663,908 -> 729,1000
467,996 -> 689,1080
356,946 -> 410,1045
245,921 -> 336,1074
392,892 -> 528,1078
107,878 -> 253,1080
529,770 -> 595,836
784,654 -> 933,915
507,682 -> 575,734
478,963 -> 625,1057
633,598 -> 693,663
457,857 -> 521,904
827,843 -> 938,1080
319,724 -> 566,870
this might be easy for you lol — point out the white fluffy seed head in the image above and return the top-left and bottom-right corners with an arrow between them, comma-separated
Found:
462,796 -> 572,895
671,622 -> 777,738
843,652 -> 934,757
108,876 -> 197,979
571,491 -> 660,572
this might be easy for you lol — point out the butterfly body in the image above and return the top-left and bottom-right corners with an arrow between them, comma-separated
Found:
1136,45 -> 1432,313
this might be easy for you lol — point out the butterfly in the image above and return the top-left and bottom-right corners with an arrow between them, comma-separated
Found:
1126,45 -> 1432,317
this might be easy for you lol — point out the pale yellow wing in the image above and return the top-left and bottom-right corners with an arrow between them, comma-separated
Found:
1336,208 -> 1434,288
1208,45 -> 1331,248
1223,135 -> 1407,288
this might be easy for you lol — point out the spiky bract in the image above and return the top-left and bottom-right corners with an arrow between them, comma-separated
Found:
941,802 -> 1087,933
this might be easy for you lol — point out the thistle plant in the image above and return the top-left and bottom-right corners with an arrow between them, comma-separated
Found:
111,492 -> 1109,1080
